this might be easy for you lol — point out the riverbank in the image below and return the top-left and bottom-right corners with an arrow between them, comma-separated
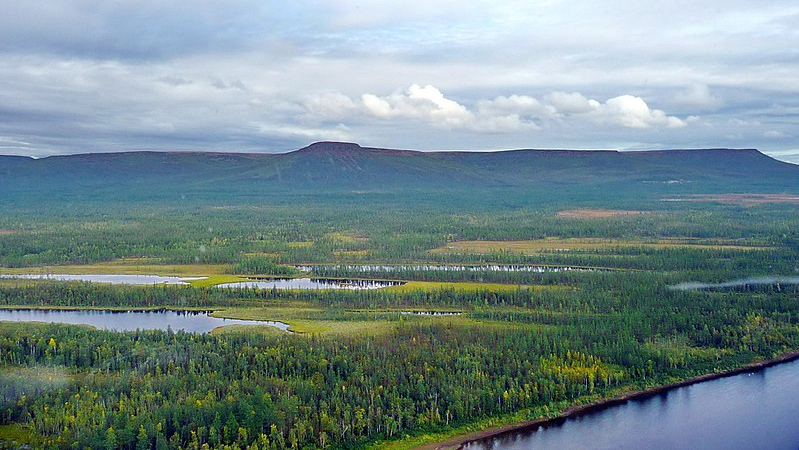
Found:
412,350 -> 799,450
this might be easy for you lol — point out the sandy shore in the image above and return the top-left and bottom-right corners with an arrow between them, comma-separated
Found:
415,350 -> 799,450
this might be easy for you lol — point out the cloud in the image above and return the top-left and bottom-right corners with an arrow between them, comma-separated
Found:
304,85 -> 686,133
476,95 -> 554,118
0,1 -> 797,155
301,92 -> 359,121
544,92 -> 597,114
255,123 -> 353,143
600,95 -> 686,129
764,130 -> 790,139
672,84 -> 723,111
0,0 -> 292,60
482,92 -> 686,129
361,84 -> 474,127
0,136 -> 35,152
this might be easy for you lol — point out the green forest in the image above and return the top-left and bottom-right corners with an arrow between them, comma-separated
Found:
2,158 -> 799,450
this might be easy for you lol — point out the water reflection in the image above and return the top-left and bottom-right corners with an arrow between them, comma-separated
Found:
0,274 -> 206,285
0,309 -> 289,333
464,358 -> 799,450
218,277 -> 404,290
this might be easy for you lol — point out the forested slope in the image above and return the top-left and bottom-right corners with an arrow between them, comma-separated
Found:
2,143 -> 797,202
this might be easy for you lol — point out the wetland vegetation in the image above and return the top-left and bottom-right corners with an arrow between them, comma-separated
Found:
1,145 -> 799,449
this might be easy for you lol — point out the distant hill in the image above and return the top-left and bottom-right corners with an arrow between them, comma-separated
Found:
1,142 -> 797,204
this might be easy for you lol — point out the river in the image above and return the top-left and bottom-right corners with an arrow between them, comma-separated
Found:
464,357 -> 799,450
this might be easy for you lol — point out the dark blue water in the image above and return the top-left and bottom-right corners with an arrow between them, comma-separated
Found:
0,309 -> 289,333
464,358 -> 799,450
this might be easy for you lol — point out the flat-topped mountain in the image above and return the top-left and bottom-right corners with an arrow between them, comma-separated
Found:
1,143 -> 797,203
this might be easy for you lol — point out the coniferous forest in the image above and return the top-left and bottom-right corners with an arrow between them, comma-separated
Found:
1,147 -> 799,449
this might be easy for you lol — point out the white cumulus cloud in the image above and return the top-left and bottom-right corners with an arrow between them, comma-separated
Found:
543,91 -> 597,114
361,84 -> 474,127
599,95 -> 686,129
477,95 -> 551,116
303,85 -> 687,134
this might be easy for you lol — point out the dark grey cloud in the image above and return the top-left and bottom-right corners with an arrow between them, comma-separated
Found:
0,1 -> 284,60
0,0 -> 797,160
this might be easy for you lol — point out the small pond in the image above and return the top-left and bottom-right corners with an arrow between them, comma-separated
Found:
0,274 -> 206,285
217,278 -> 404,290
400,311 -> 462,316
0,309 -> 289,333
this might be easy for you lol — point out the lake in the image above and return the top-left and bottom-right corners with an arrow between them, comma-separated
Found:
0,274 -> 402,290
463,357 -> 799,450
0,274 -> 205,285
218,277 -> 404,290
0,309 -> 289,333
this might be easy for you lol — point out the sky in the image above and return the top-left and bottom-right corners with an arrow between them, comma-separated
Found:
1,1 -> 798,162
